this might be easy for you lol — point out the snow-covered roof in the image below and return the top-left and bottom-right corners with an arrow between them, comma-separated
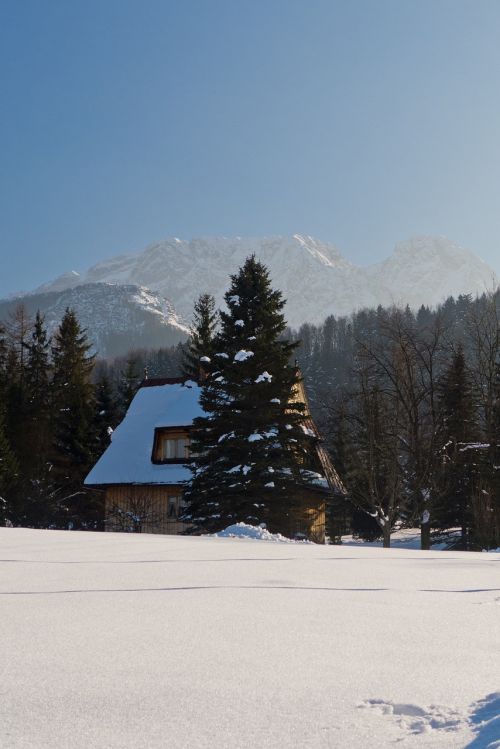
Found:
85,381 -> 203,486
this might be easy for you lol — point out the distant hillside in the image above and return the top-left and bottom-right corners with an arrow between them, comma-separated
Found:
0,283 -> 188,358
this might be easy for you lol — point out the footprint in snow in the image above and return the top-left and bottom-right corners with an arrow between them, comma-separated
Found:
359,698 -> 463,735
360,693 -> 500,746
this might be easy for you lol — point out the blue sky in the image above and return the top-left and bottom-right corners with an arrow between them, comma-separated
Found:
1,0 -> 500,296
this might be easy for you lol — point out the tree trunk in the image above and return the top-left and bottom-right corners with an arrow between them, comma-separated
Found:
461,524 -> 468,550
382,524 -> 391,548
420,522 -> 431,550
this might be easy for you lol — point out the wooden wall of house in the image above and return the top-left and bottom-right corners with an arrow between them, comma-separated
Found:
104,484 -> 325,542
303,498 -> 326,543
104,485 -> 188,535
292,491 -> 325,543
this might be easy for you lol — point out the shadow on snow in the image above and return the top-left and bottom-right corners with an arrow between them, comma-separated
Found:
465,692 -> 500,748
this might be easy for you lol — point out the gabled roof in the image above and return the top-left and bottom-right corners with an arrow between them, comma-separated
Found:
85,380 -> 203,487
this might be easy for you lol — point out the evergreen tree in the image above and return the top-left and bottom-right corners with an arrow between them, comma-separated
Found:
5,304 -> 32,386
2,319 -> 31,523
477,358 -> 500,549
51,308 -> 97,526
118,355 -> 142,416
94,373 -> 120,453
0,411 -> 18,524
3,317 -> 31,467
490,360 -> 500,546
435,345 -> 479,548
0,323 -> 7,395
24,312 -> 51,468
20,311 -> 54,526
26,312 -> 50,399
183,256 -> 313,536
182,293 -> 218,381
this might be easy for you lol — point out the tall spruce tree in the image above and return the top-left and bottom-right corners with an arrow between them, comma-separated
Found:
51,308 -> 97,526
21,311 -> 54,526
480,358 -> 500,549
94,373 -> 120,453
183,256 -> 313,536
0,325 -> 16,523
3,310 -> 31,471
0,410 -> 18,524
491,360 -> 500,546
24,312 -> 51,469
182,293 -> 218,381
118,355 -> 142,417
2,314 -> 32,523
435,345 -> 479,548
0,323 -> 7,394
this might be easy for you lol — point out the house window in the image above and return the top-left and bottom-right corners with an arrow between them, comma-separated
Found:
168,495 -> 182,519
161,437 -> 189,460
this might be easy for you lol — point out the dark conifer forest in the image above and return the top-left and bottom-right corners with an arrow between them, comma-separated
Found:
1,288 -> 499,549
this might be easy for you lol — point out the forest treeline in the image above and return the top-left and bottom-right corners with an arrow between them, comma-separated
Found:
1,290 -> 500,549
294,292 -> 500,549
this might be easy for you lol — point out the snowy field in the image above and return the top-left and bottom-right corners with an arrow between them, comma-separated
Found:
1,528 -> 499,748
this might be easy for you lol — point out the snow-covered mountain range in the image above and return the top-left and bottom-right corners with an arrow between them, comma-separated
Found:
2,234 -> 497,356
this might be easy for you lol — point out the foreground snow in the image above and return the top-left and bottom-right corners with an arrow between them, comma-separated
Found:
1,528 -> 499,748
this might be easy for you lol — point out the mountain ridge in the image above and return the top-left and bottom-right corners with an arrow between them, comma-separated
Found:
25,233 -> 498,327
2,234 -> 497,357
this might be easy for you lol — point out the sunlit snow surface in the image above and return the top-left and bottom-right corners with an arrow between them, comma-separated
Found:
212,522 -> 310,543
1,528 -> 499,748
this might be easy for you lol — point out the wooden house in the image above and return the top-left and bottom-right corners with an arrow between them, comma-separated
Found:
85,376 -> 345,542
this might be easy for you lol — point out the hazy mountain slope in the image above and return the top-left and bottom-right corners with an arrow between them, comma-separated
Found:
40,234 -> 363,326
371,236 -> 498,309
0,284 -> 188,357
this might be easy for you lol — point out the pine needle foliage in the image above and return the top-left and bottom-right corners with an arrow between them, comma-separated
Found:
50,308 -> 98,524
485,360 -> 500,547
95,374 -> 121,452
435,345 -> 479,547
25,312 -> 52,465
183,256 -> 312,535
0,411 -> 18,524
182,293 -> 218,381
118,356 -> 142,416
